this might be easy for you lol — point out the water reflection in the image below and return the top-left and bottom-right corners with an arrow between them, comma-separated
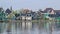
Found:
0,20 -> 60,34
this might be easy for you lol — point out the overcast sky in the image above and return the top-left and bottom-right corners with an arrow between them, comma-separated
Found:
0,0 -> 60,10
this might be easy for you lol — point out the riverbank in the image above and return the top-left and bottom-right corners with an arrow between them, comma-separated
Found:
0,19 -> 60,23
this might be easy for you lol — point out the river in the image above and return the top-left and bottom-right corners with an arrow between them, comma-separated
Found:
0,21 -> 60,34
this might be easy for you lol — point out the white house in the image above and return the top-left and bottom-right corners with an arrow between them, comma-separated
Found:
21,16 -> 32,21
26,16 -> 32,20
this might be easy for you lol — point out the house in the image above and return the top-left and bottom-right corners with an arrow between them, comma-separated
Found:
49,10 -> 60,18
42,8 -> 60,20
15,9 -> 32,20
21,10 -> 32,21
21,16 -> 32,21
40,8 -> 53,18
15,9 -> 40,20
32,11 -> 40,20
38,8 -> 55,20
38,10 -> 45,19
54,10 -> 60,17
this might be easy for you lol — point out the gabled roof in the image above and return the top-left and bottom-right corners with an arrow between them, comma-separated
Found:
54,10 -> 60,14
44,8 -> 53,13
5,8 -> 11,14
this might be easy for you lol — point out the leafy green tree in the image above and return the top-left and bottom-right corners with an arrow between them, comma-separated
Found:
0,8 -> 6,20
6,11 -> 15,20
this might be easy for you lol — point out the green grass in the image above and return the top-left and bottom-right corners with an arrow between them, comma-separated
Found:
32,20 -> 40,23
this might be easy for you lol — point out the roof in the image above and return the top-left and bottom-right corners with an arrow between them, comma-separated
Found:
5,8 -> 11,14
44,8 -> 53,13
54,10 -> 60,14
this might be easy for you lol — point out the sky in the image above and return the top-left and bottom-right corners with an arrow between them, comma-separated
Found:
0,0 -> 60,10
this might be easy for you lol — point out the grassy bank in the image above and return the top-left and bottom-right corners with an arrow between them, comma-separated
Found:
32,20 -> 40,23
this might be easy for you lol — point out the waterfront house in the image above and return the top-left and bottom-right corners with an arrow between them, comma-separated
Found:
21,9 -> 32,21
37,9 -> 45,19
40,8 -> 53,19
28,11 -> 36,20
43,8 -> 60,20
49,10 -> 60,18
54,10 -> 60,17
15,9 -> 39,20
38,8 -> 55,20
44,8 -> 60,17
15,9 -> 32,21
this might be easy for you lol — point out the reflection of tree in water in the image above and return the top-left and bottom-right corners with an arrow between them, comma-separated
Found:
45,20 -> 54,34
37,19 -> 53,34
7,21 -> 12,34
38,19 -> 45,34
0,22 -> 6,34
38,20 -> 45,29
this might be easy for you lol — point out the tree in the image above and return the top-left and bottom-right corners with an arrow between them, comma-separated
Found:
7,13 -> 15,19
0,8 -> 6,20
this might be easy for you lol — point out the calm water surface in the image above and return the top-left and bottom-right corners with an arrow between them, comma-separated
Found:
0,21 -> 60,34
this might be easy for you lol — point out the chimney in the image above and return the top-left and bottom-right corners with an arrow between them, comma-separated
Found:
10,6 -> 12,11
